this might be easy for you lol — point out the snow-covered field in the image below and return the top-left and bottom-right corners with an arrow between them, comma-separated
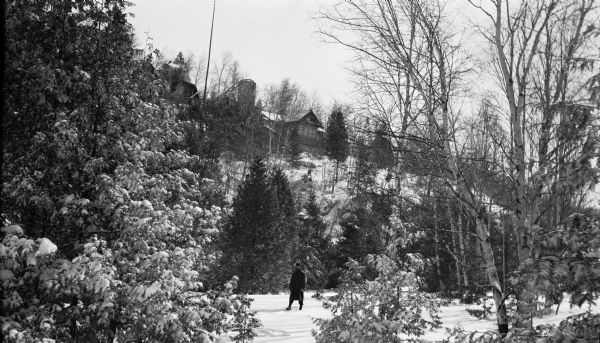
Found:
218,291 -> 599,343
249,293 -> 331,343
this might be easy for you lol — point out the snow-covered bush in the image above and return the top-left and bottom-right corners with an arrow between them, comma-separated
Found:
1,121 -> 250,341
446,213 -> 600,342
465,295 -> 494,319
543,312 -> 600,342
228,292 -> 261,343
313,255 -> 441,342
313,216 -> 441,342
1,114 -> 257,340
1,223 -> 258,342
446,311 -> 600,342
509,214 -> 600,311
0,226 -> 59,342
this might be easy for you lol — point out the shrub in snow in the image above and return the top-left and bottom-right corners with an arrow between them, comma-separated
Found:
0,227 -> 59,342
313,217 -> 441,342
1,222 -> 259,342
0,100 -> 240,340
448,213 -> 600,341
446,312 -> 600,342
465,295 -> 493,319
544,312 -> 600,342
507,214 -> 600,327
228,293 -> 261,343
313,255 -> 441,343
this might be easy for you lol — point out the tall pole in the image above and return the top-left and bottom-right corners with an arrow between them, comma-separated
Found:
202,0 -> 216,110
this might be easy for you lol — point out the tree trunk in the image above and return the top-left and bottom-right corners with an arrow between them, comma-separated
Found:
458,205 -> 469,288
433,197 -> 444,291
475,209 -> 508,336
448,198 -> 462,288
332,159 -> 339,192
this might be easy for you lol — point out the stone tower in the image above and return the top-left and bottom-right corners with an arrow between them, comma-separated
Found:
237,79 -> 257,115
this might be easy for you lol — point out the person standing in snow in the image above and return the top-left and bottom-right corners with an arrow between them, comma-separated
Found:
286,262 -> 306,310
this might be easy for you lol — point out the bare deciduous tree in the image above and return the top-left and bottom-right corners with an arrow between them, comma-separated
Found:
470,0 -> 599,328
192,54 -> 207,89
209,52 -> 243,97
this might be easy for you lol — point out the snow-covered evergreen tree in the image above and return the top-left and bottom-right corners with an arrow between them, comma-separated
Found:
350,138 -> 376,199
325,107 -> 349,190
220,159 -> 296,293
370,127 -> 395,170
296,191 -> 327,288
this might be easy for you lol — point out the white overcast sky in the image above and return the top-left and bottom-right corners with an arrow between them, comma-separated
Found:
129,1 -> 493,107
130,0 -> 355,105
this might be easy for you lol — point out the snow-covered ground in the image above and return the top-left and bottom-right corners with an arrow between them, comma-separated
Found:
250,293 -> 331,343
218,291 -> 599,343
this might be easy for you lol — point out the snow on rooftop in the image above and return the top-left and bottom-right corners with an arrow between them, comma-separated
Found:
261,110 -> 314,123
262,110 -> 279,121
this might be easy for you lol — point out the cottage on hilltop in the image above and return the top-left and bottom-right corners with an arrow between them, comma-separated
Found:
262,109 -> 325,155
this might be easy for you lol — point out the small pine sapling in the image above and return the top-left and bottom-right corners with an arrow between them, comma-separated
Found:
229,294 -> 261,343
466,295 -> 494,319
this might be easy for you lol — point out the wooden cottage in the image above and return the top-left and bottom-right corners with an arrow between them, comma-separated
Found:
170,80 -> 200,107
262,109 -> 325,155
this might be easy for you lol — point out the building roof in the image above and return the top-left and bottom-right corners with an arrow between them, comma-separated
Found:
171,80 -> 200,98
285,110 -> 311,122
262,110 -> 279,121
261,109 -> 323,127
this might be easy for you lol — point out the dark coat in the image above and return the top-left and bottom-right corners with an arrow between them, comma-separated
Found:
289,269 -> 306,301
